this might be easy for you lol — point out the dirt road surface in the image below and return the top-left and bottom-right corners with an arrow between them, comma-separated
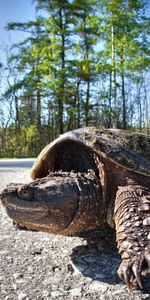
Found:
0,163 -> 150,299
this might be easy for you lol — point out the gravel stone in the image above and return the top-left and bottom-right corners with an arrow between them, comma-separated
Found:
89,281 -> 108,292
13,273 -> 24,280
17,293 -> 28,300
0,164 -> 150,299
70,286 -> 82,297
51,291 -> 61,298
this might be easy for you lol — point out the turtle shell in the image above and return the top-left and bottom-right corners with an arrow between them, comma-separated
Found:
30,127 -> 150,179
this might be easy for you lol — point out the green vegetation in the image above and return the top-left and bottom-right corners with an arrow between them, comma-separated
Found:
0,0 -> 149,157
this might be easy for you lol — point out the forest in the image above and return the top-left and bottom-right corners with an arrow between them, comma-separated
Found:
0,0 -> 149,157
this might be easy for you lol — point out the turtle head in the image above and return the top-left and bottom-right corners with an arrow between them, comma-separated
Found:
1,173 -> 81,233
1,135 -> 103,234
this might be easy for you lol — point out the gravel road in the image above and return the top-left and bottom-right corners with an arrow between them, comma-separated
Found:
0,165 -> 150,300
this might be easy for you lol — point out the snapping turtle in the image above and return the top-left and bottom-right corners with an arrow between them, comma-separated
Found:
1,127 -> 150,290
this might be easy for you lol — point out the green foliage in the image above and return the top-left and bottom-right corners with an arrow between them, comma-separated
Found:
0,0 -> 149,157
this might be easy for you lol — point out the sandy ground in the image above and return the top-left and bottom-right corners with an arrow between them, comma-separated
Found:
0,166 -> 150,300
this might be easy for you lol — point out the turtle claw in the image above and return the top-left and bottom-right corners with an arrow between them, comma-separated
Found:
117,260 -> 133,292
118,252 -> 150,291
132,263 -> 142,289
132,257 -> 143,289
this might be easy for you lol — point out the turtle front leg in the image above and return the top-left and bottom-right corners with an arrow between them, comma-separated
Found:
114,185 -> 150,291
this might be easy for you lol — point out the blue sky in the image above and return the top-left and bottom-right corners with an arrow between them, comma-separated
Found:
0,0 -> 149,44
0,0 -> 36,44
0,0 -> 149,58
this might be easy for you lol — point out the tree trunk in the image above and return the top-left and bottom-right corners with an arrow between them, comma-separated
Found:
85,78 -> 90,126
75,80 -> 81,128
121,71 -> 126,129
108,73 -> 112,128
120,47 -> 126,130
143,79 -> 149,134
137,78 -> 143,132
59,8 -> 65,134
111,25 -> 117,128
14,95 -> 19,133
36,89 -> 41,132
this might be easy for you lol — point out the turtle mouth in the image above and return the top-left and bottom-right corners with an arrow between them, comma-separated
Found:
1,192 -> 48,216
4,197 -> 47,212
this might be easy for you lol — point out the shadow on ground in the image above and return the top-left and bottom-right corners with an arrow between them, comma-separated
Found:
70,228 -> 150,295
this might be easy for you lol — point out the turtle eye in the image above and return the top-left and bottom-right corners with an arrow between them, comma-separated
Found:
17,186 -> 34,201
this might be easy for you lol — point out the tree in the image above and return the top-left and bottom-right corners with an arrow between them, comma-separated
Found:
72,0 -> 99,126
33,0 -> 78,133
97,0 -> 150,128
0,0 -> 149,157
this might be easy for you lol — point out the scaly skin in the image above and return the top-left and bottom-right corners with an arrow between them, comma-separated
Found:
114,185 -> 150,291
